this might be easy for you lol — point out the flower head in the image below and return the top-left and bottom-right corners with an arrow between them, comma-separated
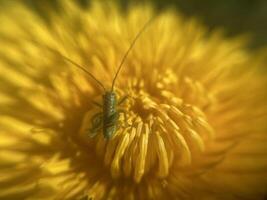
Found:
0,1 -> 267,200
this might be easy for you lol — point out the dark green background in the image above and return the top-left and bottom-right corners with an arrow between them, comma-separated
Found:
1,0 -> 267,49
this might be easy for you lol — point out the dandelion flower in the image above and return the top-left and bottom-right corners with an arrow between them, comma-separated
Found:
0,1 -> 267,200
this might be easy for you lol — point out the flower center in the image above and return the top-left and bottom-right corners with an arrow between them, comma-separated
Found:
80,69 -> 215,183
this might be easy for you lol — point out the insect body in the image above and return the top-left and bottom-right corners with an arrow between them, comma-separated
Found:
102,92 -> 118,138
90,92 -> 127,139
60,18 -> 154,139
89,92 -> 119,139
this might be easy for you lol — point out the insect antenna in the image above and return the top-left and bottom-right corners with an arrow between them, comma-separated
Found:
30,39 -> 106,92
111,17 -> 155,91
59,54 -> 106,92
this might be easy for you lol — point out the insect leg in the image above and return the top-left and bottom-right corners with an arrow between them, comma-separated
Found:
88,112 -> 103,138
91,112 -> 103,124
91,100 -> 102,108
118,95 -> 128,105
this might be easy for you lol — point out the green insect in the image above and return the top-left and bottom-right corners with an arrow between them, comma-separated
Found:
61,18 -> 154,139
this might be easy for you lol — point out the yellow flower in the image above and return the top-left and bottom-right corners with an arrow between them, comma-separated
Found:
1,1 -> 267,200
